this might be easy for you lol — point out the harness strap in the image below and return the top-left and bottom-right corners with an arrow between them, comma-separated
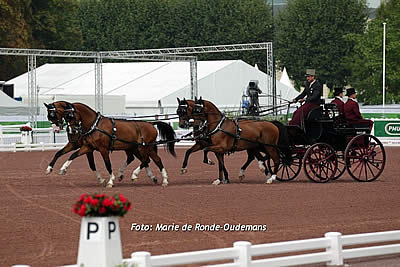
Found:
134,121 -> 145,145
81,112 -> 102,136
109,118 -> 117,151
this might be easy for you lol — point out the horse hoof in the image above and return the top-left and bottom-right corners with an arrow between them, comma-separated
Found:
152,178 -> 158,184
131,178 -> 138,183
205,159 -> 215,165
106,183 -> 113,188
59,169 -> 66,175
180,168 -> 187,174
118,175 -> 124,181
265,178 -> 274,184
99,179 -> 106,186
239,175 -> 245,182
212,179 -> 221,185
223,179 -> 230,184
162,183 -> 168,187
45,167 -> 53,175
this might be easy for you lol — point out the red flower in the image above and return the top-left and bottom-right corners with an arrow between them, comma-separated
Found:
83,196 -> 93,204
102,198 -> 114,207
91,198 -> 99,206
78,205 -> 87,217
73,193 -> 131,217
119,194 -> 126,203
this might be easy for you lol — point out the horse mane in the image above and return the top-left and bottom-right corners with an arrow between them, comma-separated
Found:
202,99 -> 221,114
72,102 -> 97,114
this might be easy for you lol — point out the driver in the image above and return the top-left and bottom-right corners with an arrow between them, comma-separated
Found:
289,69 -> 322,126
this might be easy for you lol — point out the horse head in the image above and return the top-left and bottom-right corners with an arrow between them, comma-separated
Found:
192,96 -> 207,121
176,97 -> 194,128
44,102 -> 65,130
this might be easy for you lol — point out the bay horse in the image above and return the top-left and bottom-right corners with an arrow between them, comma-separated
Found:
58,102 -> 176,187
44,102 -> 156,184
191,97 -> 289,185
176,98 -> 274,183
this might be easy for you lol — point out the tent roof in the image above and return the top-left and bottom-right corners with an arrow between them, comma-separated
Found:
0,90 -> 29,116
280,67 -> 294,88
9,61 -> 237,102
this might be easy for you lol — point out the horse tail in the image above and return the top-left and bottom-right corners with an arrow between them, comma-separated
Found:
272,121 -> 291,162
152,121 -> 176,157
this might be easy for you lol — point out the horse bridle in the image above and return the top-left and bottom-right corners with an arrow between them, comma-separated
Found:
62,104 -> 85,135
46,103 -> 64,128
176,101 -> 194,129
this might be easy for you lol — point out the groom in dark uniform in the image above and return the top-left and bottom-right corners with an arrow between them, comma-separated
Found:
289,69 -> 322,126
344,87 -> 373,131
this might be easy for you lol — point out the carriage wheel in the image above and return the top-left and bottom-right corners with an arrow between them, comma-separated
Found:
269,148 -> 303,182
344,134 -> 386,182
303,143 -> 337,183
330,151 -> 346,180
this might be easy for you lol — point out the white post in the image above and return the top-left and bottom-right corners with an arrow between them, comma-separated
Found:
131,251 -> 152,267
325,232 -> 343,266
0,125 -> 3,144
77,216 -> 123,267
383,22 -> 386,116
233,241 -> 252,267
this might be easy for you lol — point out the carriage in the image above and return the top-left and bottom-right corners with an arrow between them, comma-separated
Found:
269,101 -> 386,183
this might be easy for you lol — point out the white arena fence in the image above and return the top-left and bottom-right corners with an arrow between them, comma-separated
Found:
55,230 -> 400,267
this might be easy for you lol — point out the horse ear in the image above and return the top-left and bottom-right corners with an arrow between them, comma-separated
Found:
195,96 -> 198,101
44,103 -> 49,108
199,96 -> 203,101
177,97 -> 180,103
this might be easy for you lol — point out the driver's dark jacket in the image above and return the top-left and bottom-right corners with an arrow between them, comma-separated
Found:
294,80 -> 322,105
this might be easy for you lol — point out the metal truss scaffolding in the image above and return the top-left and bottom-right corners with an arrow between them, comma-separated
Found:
27,55 -> 37,127
0,42 -> 273,125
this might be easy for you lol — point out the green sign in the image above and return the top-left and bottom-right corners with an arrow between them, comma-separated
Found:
374,120 -> 400,137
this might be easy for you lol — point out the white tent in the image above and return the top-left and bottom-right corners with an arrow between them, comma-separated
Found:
280,67 -> 294,88
0,90 -> 29,116
8,60 -> 299,116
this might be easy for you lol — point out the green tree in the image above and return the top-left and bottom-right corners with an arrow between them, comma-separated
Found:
78,0 -> 273,70
274,0 -> 368,90
346,0 -> 400,104
0,0 -> 32,81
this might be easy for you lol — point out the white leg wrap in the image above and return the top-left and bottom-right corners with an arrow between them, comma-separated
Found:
161,168 -> 168,186
239,169 -> 245,177
59,160 -> 72,174
106,173 -> 115,187
45,166 -> 53,175
145,167 -> 155,179
212,179 -> 221,185
258,160 -> 266,172
266,174 -> 277,184
131,166 -> 141,180
95,171 -> 105,184
117,162 -> 128,178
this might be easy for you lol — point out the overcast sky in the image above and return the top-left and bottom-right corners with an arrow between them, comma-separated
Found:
367,0 -> 380,8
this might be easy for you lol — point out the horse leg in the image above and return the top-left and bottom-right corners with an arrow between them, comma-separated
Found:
59,145 -> 92,176
181,142 -> 203,174
130,148 -> 155,183
266,148 -> 280,184
86,152 -> 105,184
203,148 -> 215,165
46,142 -> 76,174
147,147 -> 169,187
97,148 -> 115,188
213,153 -> 228,185
238,150 -> 255,182
254,151 -> 271,179
117,151 -> 135,181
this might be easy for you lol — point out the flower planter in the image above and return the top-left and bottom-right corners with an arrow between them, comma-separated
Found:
20,131 -> 31,144
77,216 -> 122,267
